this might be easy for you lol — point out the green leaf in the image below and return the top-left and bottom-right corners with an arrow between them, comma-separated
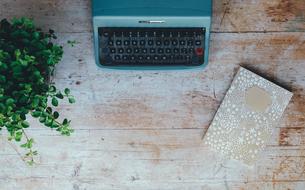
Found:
62,118 -> 69,125
31,98 -> 40,107
33,31 -> 39,39
20,143 -> 27,148
15,131 -> 22,141
46,107 -> 52,114
5,98 -> 15,106
67,40 -> 79,47
39,115 -> 46,123
49,85 -> 56,93
27,138 -> 34,148
51,123 -> 59,128
68,97 -> 75,104
64,88 -> 70,95
53,111 -> 59,119
31,111 -> 41,118
55,92 -> 64,99
0,75 -> 6,83
21,121 -> 30,128
51,97 -> 58,106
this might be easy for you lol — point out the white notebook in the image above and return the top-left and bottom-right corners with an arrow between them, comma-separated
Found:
203,67 -> 293,165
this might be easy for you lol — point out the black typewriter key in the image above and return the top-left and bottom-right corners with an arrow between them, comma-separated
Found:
172,40 -> 178,46
156,40 -> 162,46
138,55 -> 144,60
140,40 -> 146,46
132,40 -> 137,46
161,56 -> 167,60
154,55 -> 159,60
173,48 -> 179,53
126,48 -> 132,54
108,40 -> 114,46
124,40 -> 130,46
157,48 -> 164,54
116,40 -> 122,46
134,48 -> 140,53
164,40 -> 170,46
187,40 -> 194,46
148,40 -> 154,46
180,40 -> 186,46
181,48 -> 188,54
150,48 -> 156,53
122,55 -> 128,60
165,48 -> 171,54
103,31 -> 110,37
195,40 -> 202,46
146,55 -> 152,60
114,55 -> 121,60
110,48 -> 116,54
188,48 -> 194,54
142,48 -> 147,53
118,48 -> 124,53
130,55 -> 136,60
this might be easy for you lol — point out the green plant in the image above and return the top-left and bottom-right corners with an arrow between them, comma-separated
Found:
0,18 -> 75,165
67,40 -> 80,47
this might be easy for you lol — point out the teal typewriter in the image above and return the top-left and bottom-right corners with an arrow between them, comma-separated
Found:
92,0 -> 212,69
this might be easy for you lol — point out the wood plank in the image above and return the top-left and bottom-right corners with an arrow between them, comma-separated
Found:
1,129 -> 305,189
0,0 -> 92,33
0,0 -> 304,33
213,0 -> 305,32
1,178 -> 305,190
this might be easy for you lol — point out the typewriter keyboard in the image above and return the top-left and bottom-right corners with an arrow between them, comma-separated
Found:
98,27 -> 206,66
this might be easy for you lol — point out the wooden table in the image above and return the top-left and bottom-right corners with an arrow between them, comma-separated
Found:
1,0 -> 305,189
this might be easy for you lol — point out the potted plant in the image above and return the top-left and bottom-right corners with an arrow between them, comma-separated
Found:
0,18 -> 75,165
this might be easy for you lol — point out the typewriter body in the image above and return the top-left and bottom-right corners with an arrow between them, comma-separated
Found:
92,0 -> 212,69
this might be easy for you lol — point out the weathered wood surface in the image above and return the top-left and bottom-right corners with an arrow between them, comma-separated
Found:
0,0 -> 305,190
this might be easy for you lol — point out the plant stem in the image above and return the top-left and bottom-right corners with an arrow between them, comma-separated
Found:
21,128 -> 35,163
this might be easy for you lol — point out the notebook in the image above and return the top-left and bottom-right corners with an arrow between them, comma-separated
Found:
203,67 -> 293,165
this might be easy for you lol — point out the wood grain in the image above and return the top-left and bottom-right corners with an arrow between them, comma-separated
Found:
0,0 -> 305,189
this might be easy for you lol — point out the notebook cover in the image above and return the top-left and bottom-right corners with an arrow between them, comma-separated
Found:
203,67 -> 293,165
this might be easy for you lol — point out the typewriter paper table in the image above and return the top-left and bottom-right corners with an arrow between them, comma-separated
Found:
0,0 -> 305,190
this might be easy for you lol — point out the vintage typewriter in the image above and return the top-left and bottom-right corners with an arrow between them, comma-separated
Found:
92,0 -> 212,69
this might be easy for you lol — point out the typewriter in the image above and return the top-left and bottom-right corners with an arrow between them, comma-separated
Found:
92,0 -> 212,69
